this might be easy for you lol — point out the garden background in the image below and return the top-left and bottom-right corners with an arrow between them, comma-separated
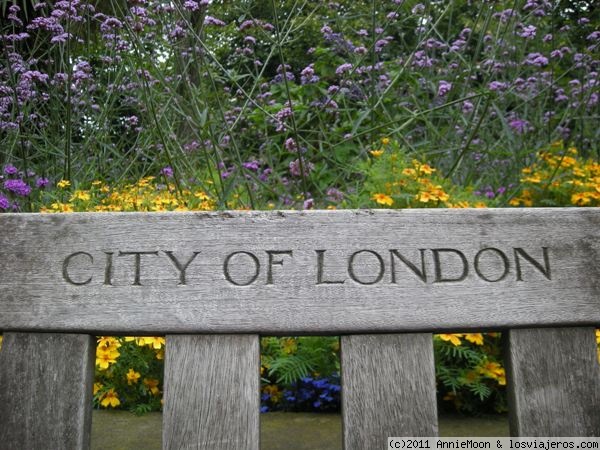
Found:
0,0 -> 598,417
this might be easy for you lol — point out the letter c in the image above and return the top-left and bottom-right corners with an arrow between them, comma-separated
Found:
62,252 -> 94,285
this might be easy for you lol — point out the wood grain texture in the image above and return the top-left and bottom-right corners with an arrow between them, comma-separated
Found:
0,209 -> 598,334
341,334 -> 438,448
0,332 -> 95,449
162,334 -> 260,450
504,327 -> 600,436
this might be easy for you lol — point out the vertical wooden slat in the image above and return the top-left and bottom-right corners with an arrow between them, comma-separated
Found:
342,334 -> 438,449
163,334 -> 260,450
505,327 -> 600,436
0,332 -> 95,449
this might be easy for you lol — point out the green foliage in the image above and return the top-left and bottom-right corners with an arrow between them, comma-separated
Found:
261,337 -> 339,385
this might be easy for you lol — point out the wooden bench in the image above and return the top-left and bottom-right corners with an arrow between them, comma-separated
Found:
0,209 -> 599,449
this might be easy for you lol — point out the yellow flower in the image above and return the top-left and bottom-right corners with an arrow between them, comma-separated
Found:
70,190 -> 91,201
100,389 -> 120,408
478,361 -> 505,379
438,334 -> 462,346
464,333 -> 484,345
402,168 -> 416,177
96,348 -> 120,370
281,337 -> 297,355
93,382 -> 103,395
571,192 -> 591,205
126,369 -> 141,385
97,336 -> 121,352
57,179 -> 71,189
143,378 -> 160,396
263,384 -> 282,403
418,191 -> 435,203
137,336 -> 165,349
381,137 -> 390,145
369,149 -> 384,157
372,193 -> 394,206
416,163 -> 435,175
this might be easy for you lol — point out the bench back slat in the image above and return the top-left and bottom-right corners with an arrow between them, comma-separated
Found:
162,334 -> 260,450
0,209 -> 598,334
504,327 -> 600,436
0,332 -> 95,449
341,334 -> 438,448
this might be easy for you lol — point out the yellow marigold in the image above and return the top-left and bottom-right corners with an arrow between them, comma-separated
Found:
478,361 -> 504,379
281,337 -> 297,355
263,384 -> 282,403
369,149 -> 384,157
416,163 -> 435,175
100,389 -> 120,408
93,382 -> 103,395
70,190 -> 90,201
571,192 -> 591,206
97,336 -> 121,351
438,334 -> 462,346
143,378 -> 160,396
402,168 -> 416,177
464,333 -> 484,345
417,191 -> 436,203
381,137 -> 390,145
96,348 -> 120,370
372,193 -> 394,206
57,179 -> 71,189
126,369 -> 141,385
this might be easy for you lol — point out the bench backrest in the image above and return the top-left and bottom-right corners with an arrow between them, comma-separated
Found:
0,209 -> 599,448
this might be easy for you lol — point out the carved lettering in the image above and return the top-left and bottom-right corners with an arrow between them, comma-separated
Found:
59,246 -> 553,287
348,250 -> 385,285
474,248 -> 510,282
118,251 -> 159,286
164,251 -> 201,285
266,250 -> 293,285
390,249 -> 427,283
62,252 -> 94,286
316,250 -> 345,284
223,251 -> 260,286
432,249 -> 469,283
514,247 -> 551,281
104,252 -> 114,285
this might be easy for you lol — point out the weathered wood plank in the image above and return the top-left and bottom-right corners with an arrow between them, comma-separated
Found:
341,334 -> 438,448
504,327 -> 600,436
0,209 -> 598,334
0,332 -> 95,449
162,334 -> 260,450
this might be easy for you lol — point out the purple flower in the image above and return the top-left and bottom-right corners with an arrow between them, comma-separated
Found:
437,80 -> 452,97
303,198 -> 314,210
488,81 -> 509,91
0,194 -> 9,210
204,16 -> 226,27
462,100 -> 474,114
509,118 -> 530,134
4,179 -> 31,196
284,138 -> 297,152
519,25 -> 536,39
524,52 -> 548,67
3,164 -> 18,175
335,63 -> 353,75
242,160 -> 260,171
160,166 -> 174,178
289,158 -> 314,177
326,188 -> 344,202
36,177 -> 50,188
